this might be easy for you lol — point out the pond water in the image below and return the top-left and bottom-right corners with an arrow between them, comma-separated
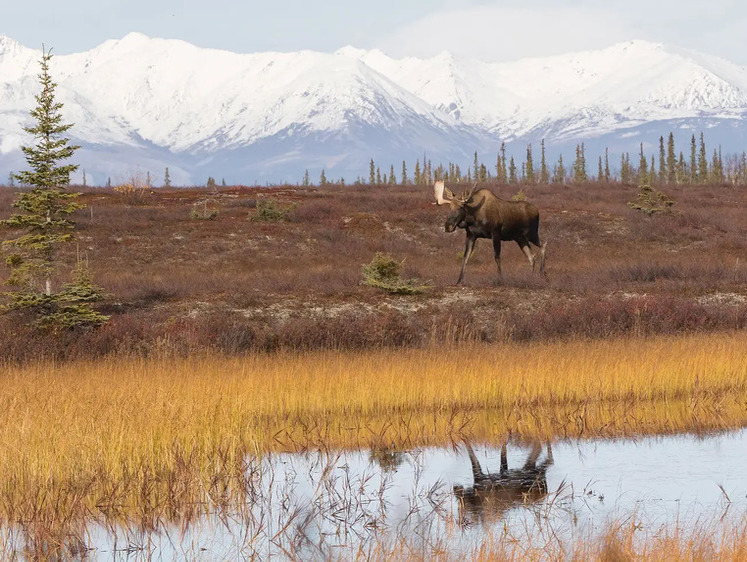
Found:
12,430 -> 747,559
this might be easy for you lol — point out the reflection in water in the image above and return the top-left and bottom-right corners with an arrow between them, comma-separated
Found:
3,431 -> 747,558
454,441 -> 554,526
369,446 -> 405,473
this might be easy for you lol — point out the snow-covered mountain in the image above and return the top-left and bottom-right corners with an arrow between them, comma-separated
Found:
2,33 -> 747,185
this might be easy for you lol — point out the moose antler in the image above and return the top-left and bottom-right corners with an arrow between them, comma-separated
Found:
433,181 -> 454,205
458,183 -> 479,203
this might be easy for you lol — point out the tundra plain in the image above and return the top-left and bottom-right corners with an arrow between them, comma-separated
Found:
0,180 -> 746,559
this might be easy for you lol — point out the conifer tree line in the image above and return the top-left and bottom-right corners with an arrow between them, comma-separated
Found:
315,131 -> 747,188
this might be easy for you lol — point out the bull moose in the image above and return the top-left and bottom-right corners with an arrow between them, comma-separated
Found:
453,441 -> 554,526
434,181 -> 547,284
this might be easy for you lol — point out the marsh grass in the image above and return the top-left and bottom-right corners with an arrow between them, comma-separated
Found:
0,331 -> 745,549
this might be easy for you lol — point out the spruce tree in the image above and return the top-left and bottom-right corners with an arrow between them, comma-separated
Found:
369,159 -> 375,184
666,133 -> 677,184
497,142 -> 507,183
572,143 -> 587,183
553,154 -> 566,184
540,139 -> 549,184
163,167 -> 171,188
658,136 -> 666,184
508,156 -> 517,184
689,134 -> 697,184
1,47 -> 107,329
604,148 -> 611,182
525,144 -> 535,184
698,132 -> 708,183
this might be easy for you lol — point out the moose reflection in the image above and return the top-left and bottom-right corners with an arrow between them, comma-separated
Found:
453,441 -> 554,526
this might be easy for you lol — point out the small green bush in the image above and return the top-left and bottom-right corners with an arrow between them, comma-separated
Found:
362,252 -> 430,295
628,184 -> 675,215
254,199 -> 293,221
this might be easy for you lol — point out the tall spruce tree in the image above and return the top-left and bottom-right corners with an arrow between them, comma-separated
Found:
698,132 -> 708,183
666,133 -> 677,184
540,139 -> 550,184
689,134 -> 697,184
1,47 -> 107,329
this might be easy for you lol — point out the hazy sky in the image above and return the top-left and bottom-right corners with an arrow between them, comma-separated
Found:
3,0 -> 746,64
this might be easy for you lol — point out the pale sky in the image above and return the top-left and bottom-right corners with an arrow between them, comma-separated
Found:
3,0 -> 747,64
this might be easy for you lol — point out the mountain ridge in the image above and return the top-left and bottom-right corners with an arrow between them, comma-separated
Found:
2,33 -> 747,184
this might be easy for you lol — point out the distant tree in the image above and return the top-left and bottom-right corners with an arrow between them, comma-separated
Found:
711,147 -> 724,184
525,143 -> 535,184
677,152 -> 686,184
320,169 -> 327,186
82,170 -> 87,188
369,159 -> 375,184
698,132 -> 708,183
539,139 -> 549,184
497,142 -> 507,183
376,167 -> 382,184
302,169 -> 310,187
221,178 -> 226,187
8,172 -> 15,188
689,134 -> 697,184
572,143 -> 587,183
163,167 -> 171,188
106,177 -> 111,188
206,176 -> 216,189
666,132 -> 677,184
401,160 -> 408,185
620,152 -> 632,184
598,156 -> 603,182
508,156 -> 517,184
146,171 -> 151,187
552,154 -> 566,183
473,152 -> 480,182
389,164 -> 397,185
638,143 -> 648,185
604,147 -> 611,182
658,136 -> 666,184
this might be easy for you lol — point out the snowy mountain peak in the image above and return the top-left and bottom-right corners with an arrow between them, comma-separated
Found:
2,34 -> 747,184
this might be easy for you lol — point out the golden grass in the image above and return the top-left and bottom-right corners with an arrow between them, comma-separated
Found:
0,331 -> 745,551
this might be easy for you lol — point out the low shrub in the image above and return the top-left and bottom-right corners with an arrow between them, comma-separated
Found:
361,252 -> 430,295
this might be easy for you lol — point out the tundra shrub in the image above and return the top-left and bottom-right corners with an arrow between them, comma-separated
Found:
362,252 -> 430,295
628,184 -> 674,215
254,198 -> 292,221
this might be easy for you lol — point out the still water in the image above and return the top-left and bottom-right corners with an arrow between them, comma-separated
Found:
24,430 -> 747,559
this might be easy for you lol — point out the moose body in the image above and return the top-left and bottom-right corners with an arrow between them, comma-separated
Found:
434,181 -> 546,284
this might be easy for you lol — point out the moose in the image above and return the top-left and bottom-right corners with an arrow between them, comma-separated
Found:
453,441 -> 554,526
434,181 -> 547,284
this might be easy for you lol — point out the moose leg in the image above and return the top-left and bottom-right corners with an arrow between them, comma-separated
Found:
492,237 -> 502,278
465,442 -> 486,480
528,231 -> 547,277
523,442 -> 542,470
539,241 -> 547,276
516,237 -> 536,272
457,235 -> 476,284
